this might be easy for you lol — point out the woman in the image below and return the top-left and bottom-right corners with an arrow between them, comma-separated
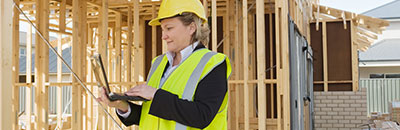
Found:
98,0 -> 231,129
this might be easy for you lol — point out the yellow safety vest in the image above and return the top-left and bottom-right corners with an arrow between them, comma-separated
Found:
139,48 -> 232,130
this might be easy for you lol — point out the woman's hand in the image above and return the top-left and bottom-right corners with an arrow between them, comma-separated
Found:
97,87 -> 130,112
125,84 -> 158,100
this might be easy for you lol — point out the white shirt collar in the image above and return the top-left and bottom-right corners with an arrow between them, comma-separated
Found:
166,41 -> 199,66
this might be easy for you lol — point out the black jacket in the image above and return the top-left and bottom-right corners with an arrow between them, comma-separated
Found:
117,44 -> 228,129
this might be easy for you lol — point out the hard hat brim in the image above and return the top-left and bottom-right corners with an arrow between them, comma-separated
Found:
148,11 -> 207,26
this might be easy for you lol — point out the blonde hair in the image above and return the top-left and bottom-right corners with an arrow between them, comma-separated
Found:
177,12 -> 210,46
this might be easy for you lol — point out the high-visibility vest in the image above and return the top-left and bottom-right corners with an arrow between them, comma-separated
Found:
139,48 -> 232,130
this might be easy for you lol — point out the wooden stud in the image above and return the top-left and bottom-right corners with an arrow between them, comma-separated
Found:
12,0 -> 20,129
0,1 -> 13,129
57,0 -> 66,128
226,0 -> 234,129
203,0 -> 208,18
275,5 -> 282,130
26,24 -> 33,130
234,0 -> 240,129
98,0 -> 108,129
242,0 -> 249,129
87,26 -> 94,130
72,0 -> 87,129
211,0 -> 217,51
281,0 -> 291,129
115,12 -> 122,94
152,4 -> 157,58
140,18 -> 146,81
248,9 -> 256,119
351,20 -> 359,91
322,21 -> 328,92
134,0 -> 140,84
34,0 -> 50,129
126,5 -> 132,84
256,0 -> 266,129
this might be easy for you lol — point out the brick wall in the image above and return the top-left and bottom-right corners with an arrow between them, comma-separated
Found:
314,88 -> 368,130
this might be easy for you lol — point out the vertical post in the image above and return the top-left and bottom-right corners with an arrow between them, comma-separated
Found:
322,21 -> 328,92
133,0 -> 140,84
351,21 -> 358,92
211,0 -> 217,51
126,6 -> 132,85
226,0 -> 233,129
26,24 -> 33,130
57,0 -> 66,128
115,13 -> 123,128
203,0 -> 208,18
275,5 -> 282,130
98,0 -> 108,129
35,0 -> 50,129
0,0 -> 13,129
152,4 -> 157,58
242,0 -> 249,130
256,0 -> 266,129
12,0 -> 20,129
115,13 -> 122,93
72,0 -> 87,129
87,25 -> 94,130
234,0 -> 240,130
140,19 -> 146,80
281,0 -> 291,129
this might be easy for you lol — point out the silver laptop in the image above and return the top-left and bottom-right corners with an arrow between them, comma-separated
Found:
90,53 -> 148,101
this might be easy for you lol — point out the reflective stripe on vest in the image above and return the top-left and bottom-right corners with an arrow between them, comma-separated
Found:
141,49 -> 231,130
175,51 -> 217,130
147,54 -> 165,83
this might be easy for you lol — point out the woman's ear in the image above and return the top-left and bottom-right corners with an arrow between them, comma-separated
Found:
188,22 -> 197,35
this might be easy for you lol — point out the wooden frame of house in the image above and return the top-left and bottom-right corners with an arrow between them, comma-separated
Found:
0,0 -> 388,130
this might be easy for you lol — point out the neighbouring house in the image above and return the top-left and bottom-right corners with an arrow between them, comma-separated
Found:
360,0 -> 400,79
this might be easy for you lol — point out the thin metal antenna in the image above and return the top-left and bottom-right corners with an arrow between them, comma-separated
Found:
12,1 -> 123,129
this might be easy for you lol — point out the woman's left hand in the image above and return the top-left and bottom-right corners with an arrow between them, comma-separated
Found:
125,84 -> 158,100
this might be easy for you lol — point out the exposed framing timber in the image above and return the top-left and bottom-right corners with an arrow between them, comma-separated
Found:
212,0 -> 217,51
12,0 -> 21,130
322,21 -> 328,92
151,4 -> 157,58
98,0 -> 108,129
26,23 -> 33,130
71,0 -> 87,129
242,0 -> 249,129
34,0 -> 50,129
133,0 -> 140,84
0,0 -> 13,129
256,0 -> 266,130
56,0 -> 66,128
350,20 -> 359,91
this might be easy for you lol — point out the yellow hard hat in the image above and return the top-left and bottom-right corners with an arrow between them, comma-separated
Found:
148,0 -> 207,26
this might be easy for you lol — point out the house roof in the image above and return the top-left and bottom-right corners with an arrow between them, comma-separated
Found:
19,47 -> 72,74
19,31 -> 71,74
19,31 -> 58,45
359,39 -> 400,61
362,0 -> 400,19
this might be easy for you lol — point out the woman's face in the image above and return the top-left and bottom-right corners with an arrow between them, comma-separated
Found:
160,17 -> 196,53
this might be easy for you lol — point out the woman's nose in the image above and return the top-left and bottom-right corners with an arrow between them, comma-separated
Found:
161,32 -> 168,40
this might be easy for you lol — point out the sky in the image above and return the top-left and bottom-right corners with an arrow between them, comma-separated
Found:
319,0 -> 395,14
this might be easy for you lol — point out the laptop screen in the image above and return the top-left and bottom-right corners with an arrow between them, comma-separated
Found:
90,54 -> 112,95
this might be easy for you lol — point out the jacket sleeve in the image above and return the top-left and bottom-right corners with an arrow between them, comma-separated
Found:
116,102 -> 142,126
148,60 -> 228,129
